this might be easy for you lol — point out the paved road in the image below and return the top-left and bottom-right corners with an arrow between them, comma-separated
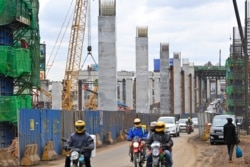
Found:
37,129 -> 198,167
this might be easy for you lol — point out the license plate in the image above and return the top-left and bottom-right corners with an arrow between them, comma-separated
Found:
219,136 -> 223,139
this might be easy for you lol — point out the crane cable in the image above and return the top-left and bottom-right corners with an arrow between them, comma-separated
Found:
81,0 -> 98,70
45,0 -> 74,78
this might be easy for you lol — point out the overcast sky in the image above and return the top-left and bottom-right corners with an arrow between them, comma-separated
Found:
39,0 -> 246,81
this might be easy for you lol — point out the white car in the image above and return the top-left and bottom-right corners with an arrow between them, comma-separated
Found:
178,118 -> 188,132
192,117 -> 198,128
157,116 -> 180,137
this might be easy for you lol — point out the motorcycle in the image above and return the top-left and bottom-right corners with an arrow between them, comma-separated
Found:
150,141 -> 166,167
62,138 -> 86,167
186,124 -> 192,134
131,136 -> 146,167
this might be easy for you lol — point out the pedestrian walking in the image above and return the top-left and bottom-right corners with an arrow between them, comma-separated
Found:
223,117 -> 237,163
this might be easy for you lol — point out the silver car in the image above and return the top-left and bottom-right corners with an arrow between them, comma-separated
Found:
178,118 -> 188,132
192,117 -> 198,128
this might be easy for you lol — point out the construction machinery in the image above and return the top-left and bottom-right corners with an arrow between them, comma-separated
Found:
83,79 -> 131,111
61,0 -> 89,110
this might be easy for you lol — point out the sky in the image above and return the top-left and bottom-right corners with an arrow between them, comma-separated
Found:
39,0 -> 246,81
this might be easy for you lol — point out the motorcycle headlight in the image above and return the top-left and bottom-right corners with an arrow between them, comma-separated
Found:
70,151 -> 79,160
152,148 -> 160,156
133,142 -> 139,148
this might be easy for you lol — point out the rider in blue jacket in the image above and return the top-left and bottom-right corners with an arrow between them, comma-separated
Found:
127,118 -> 148,162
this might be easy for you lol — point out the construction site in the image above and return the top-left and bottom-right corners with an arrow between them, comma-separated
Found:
0,0 -> 250,166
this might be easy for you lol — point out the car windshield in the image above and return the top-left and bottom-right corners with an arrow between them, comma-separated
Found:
212,118 -> 228,127
179,119 -> 187,123
192,118 -> 198,123
158,117 -> 175,124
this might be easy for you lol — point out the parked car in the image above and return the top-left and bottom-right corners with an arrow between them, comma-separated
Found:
209,114 -> 238,145
192,117 -> 198,128
177,118 -> 188,132
157,116 -> 180,137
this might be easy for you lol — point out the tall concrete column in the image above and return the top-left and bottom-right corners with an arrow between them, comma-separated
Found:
173,52 -> 181,115
189,63 -> 195,114
52,82 -> 62,110
125,78 -> 133,109
149,72 -> 153,106
160,43 -> 170,114
154,74 -> 160,104
98,0 -> 117,111
183,58 -> 190,113
136,26 -> 149,113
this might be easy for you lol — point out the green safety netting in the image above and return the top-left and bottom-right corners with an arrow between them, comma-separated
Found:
0,0 -> 34,26
0,95 -> 32,124
0,46 -> 31,77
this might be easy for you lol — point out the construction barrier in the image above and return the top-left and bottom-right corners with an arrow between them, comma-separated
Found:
116,130 -> 124,141
105,132 -> 113,144
95,133 -> 103,148
41,141 -> 57,161
201,129 -> 208,141
0,149 -> 19,167
123,129 -> 128,140
20,144 -> 40,166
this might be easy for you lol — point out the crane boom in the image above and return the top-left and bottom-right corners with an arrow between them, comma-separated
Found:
62,0 -> 88,110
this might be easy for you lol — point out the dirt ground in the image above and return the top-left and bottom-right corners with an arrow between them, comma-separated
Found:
190,134 -> 250,167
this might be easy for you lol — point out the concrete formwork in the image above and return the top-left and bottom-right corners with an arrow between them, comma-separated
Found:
136,26 -> 149,113
160,43 -> 170,114
98,0 -> 117,111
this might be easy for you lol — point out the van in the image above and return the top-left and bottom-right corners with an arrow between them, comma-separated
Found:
209,114 -> 237,145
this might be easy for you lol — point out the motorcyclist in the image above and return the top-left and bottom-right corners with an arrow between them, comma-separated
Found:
186,117 -> 193,126
146,121 -> 173,167
186,117 -> 193,132
147,121 -> 156,138
127,118 -> 148,162
64,120 -> 94,167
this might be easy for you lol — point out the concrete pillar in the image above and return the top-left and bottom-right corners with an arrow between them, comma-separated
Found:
125,78 -> 133,109
136,26 -> 149,113
98,0 -> 117,111
149,72 -> 153,106
154,75 -> 160,104
173,52 -> 181,115
189,63 -> 195,114
39,80 -> 50,102
160,43 -> 170,114
183,58 -> 190,114
207,79 -> 211,101
52,82 -> 62,110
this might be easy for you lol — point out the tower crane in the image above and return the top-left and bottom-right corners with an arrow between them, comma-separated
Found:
62,0 -> 89,110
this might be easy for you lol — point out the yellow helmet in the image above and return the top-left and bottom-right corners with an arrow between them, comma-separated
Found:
75,120 -> 86,133
134,118 -> 141,128
155,121 -> 165,132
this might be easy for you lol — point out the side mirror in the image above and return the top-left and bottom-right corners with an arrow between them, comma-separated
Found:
176,121 -> 179,124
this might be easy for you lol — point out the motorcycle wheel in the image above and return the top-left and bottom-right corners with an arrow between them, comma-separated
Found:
133,153 -> 142,167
